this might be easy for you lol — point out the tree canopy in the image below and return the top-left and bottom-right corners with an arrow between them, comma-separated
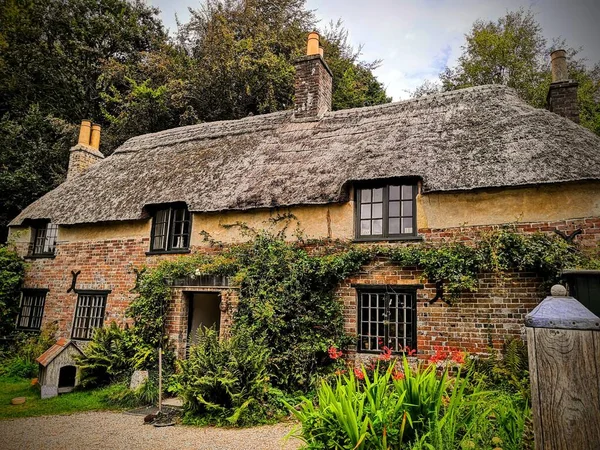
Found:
412,8 -> 600,136
0,0 -> 390,241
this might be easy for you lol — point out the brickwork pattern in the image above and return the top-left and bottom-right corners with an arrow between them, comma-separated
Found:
16,216 -> 600,357
67,146 -> 104,180
294,55 -> 333,119
547,81 -> 580,123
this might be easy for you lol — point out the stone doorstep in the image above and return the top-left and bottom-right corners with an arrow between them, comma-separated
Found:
161,397 -> 183,409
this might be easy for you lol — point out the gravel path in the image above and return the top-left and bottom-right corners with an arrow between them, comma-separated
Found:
0,411 -> 303,450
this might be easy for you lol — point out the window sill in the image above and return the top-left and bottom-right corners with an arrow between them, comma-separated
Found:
146,249 -> 191,256
353,235 -> 424,243
25,254 -> 56,259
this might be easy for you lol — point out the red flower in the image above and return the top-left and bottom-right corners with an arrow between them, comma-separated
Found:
334,369 -> 346,376
392,369 -> 405,380
378,346 -> 393,361
452,350 -> 465,365
404,346 -> 417,356
354,367 -> 365,380
328,346 -> 343,360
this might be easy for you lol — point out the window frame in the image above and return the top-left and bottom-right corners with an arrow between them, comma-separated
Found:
71,290 -> 109,340
29,222 -> 58,257
16,289 -> 48,331
355,285 -> 418,354
354,182 -> 419,241
148,204 -> 192,254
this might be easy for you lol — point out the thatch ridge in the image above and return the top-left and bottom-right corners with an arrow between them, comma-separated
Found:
10,85 -> 600,226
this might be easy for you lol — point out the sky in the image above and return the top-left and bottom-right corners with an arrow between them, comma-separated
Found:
149,0 -> 600,100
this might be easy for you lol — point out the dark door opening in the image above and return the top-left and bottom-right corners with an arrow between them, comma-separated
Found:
58,365 -> 76,393
187,292 -> 221,346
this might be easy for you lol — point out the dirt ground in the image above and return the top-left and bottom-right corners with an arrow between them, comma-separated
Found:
0,411 -> 303,450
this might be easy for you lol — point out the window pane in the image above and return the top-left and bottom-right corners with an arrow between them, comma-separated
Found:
360,220 -> 371,235
361,189 -> 371,203
402,218 -> 413,234
389,185 -> 400,201
389,201 -> 400,217
389,218 -> 400,234
372,188 -> 383,202
360,204 -> 371,219
401,201 -> 413,216
402,185 -> 413,200
372,203 -> 382,219
372,219 -> 383,235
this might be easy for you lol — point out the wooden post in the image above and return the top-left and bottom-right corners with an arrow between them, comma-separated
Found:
158,347 -> 162,413
525,284 -> 600,450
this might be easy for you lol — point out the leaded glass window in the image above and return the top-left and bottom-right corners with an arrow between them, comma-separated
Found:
17,289 -> 47,330
30,223 -> 58,256
150,205 -> 191,252
71,292 -> 108,340
357,289 -> 416,353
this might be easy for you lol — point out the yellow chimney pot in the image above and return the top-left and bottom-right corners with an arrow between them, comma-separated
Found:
307,32 -> 320,56
90,124 -> 101,150
78,120 -> 92,146
319,46 -> 324,57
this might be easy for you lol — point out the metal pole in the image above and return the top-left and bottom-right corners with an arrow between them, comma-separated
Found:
158,346 -> 162,413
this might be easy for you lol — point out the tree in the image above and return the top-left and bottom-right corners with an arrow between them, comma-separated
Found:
412,8 -> 600,134
0,246 -> 25,336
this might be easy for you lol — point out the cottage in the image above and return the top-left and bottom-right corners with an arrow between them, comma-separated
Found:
8,34 -> 600,358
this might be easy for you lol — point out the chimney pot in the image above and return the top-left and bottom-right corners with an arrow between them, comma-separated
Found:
90,124 -> 101,150
550,49 -> 568,83
77,120 -> 92,146
307,32 -> 320,56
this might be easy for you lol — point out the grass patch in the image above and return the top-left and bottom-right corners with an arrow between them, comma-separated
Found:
0,376 -> 121,420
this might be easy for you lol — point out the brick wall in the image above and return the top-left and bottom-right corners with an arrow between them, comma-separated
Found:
294,55 -> 333,119
547,80 -> 580,124
67,145 -> 104,180
16,216 -> 600,357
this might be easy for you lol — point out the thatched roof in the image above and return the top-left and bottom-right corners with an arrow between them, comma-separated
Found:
10,85 -> 600,226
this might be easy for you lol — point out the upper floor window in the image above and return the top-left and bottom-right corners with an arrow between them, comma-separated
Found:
17,289 -> 47,330
356,184 -> 417,240
30,222 -> 58,257
149,205 -> 191,253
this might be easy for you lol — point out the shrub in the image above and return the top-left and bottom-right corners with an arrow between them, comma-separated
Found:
0,246 -> 26,337
175,327 -> 284,426
0,323 -> 57,378
75,322 -> 138,388
104,375 -> 160,408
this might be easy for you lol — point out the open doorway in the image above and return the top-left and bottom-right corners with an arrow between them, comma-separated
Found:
188,292 -> 221,345
58,365 -> 76,393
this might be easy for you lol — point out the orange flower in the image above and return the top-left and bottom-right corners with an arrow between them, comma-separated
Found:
354,367 -> 365,380
392,370 -> 405,381
378,346 -> 393,361
328,346 -> 343,360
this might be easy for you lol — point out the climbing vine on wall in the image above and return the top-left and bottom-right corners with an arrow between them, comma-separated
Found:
129,226 -> 597,391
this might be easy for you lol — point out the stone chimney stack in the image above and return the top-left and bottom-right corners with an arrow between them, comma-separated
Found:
67,120 -> 104,180
547,50 -> 580,123
294,32 -> 333,120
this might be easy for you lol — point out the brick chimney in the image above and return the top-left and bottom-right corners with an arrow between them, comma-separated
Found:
294,32 -> 333,119
546,50 -> 579,123
67,120 -> 104,180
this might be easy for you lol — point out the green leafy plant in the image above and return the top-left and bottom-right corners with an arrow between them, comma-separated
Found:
0,323 -> 58,378
176,327 -> 283,427
75,322 -> 138,388
0,246 -> 26,336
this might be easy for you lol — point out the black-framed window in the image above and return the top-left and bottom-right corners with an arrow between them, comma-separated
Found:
356,184 -> 417,239
357,288 -> 416,353
17,289 -> 47,330
71,291 -> 108,340
29,222 -> 58,256
150,205 -> 191,252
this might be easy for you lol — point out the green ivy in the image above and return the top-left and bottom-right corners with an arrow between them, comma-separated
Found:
128,227 -> 597,393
